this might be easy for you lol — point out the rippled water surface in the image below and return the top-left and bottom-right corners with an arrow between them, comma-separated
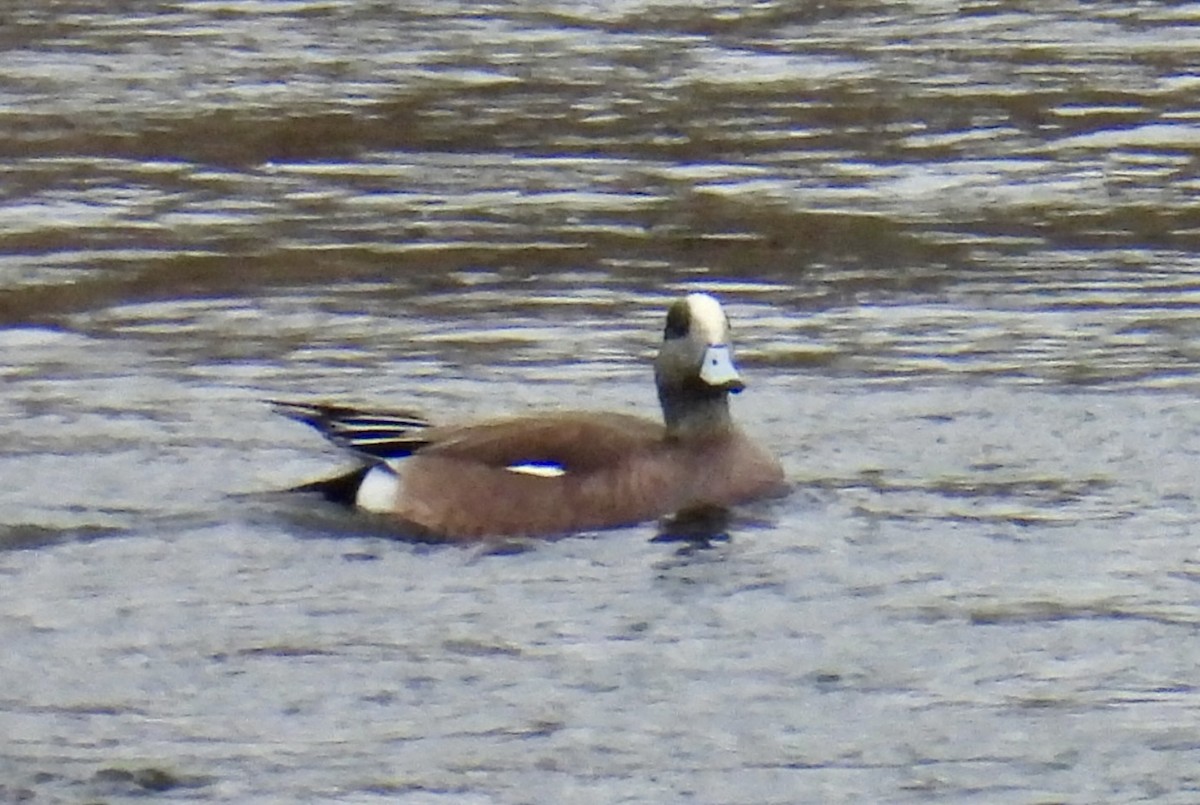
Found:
3,1 -> 1200,802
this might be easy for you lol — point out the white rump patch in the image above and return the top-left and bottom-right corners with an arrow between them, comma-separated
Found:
506,461 -> 567,478
356,464 -> 400,512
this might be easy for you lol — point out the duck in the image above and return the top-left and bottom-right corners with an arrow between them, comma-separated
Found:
271,292 -> 785,540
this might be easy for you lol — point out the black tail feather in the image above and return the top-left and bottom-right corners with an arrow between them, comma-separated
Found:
288,466 -> 371,507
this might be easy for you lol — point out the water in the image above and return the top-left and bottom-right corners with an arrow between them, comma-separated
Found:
3,1 -> 1200,802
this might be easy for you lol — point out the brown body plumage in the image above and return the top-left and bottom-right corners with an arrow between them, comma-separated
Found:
273,293 -> 785,540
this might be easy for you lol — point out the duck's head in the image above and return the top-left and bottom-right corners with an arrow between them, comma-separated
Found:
654,293 -> 744,433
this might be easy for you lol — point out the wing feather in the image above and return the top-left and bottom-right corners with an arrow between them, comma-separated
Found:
269,400 -> 432,460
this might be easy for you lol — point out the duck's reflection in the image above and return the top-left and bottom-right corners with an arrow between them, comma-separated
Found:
652,504 -> 732,551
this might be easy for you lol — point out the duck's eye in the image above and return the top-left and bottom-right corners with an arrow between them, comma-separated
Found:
663,302 -> 690,340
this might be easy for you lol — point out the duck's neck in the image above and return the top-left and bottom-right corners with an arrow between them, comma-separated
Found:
659,386 -> 735,441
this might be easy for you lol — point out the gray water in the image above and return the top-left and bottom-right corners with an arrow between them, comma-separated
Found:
3,1 -> 1200,802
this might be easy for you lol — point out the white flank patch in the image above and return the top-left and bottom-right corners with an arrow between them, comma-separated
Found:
506,461 -> 567,478
356,464 -> 400,512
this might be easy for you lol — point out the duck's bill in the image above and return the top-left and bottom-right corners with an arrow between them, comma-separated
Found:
699,345 -> 744,392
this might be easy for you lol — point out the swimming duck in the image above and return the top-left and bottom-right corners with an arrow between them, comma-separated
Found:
272,292 -> 784,540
